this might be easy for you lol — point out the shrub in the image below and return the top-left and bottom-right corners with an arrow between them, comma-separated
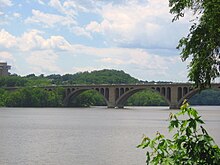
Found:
138,100 -> 220,164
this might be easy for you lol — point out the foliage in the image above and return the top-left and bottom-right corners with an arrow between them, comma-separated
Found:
169,0 -> 220,88
138,101 -> 220,164
47,69 -> 139,85
189,89 -> 220,105
0,89 -> 8,106
1,87 -> 64,107
69,90 -> 106,107
24,75 -> 51,86
0,74 -> 51,87
126,90 -> 168,106
0,75 -> 28,87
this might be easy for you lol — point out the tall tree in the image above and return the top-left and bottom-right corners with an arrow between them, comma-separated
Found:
169,0 -> 220,88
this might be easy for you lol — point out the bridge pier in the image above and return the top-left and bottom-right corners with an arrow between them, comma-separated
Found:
107,104 -> 116,108
169,86 -> 180,109
107,87 -> 117,108
169,104 -> 179,109
117,105 -> 124,108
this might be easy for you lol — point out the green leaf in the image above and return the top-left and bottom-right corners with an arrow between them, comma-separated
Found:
195,116 -> 205,124
139,92 -> 220,164
189,119 -> 197,130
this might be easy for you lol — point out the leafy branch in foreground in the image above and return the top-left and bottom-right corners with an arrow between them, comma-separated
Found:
169,0 -> 220,88
138,101 -> 220,164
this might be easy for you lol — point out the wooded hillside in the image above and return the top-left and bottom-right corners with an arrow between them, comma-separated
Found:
0,69 -> 219,107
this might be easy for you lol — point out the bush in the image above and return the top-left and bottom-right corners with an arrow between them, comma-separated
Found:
138,100 -> 220,164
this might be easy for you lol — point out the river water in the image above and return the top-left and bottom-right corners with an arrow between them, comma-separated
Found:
0,106 -> 219,165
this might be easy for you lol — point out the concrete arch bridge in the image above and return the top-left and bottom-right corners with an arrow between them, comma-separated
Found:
44,83 -> 220,109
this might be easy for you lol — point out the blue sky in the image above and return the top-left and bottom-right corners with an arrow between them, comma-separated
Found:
0,0 -> 193,81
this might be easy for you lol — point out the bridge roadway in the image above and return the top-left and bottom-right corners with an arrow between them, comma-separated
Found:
40,83 -> 220,109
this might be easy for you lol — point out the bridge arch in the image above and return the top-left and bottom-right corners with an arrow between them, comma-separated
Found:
115,87 -> 171,108
177,85 -> 220,108
63,87 -> 109,107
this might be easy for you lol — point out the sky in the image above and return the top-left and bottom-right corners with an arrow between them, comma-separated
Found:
0,0 -> 193,82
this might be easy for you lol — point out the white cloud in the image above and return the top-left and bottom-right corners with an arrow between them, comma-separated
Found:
48,35 -> 72,50
0,29 -> 71,75
61,0 -> 98,13
17,30 -> 48,51
24,7 -> 95,38
71,66 -> 104,73
0,29 -> 17,48
0,51 -> 15,62
85,21 -> 102,33
13,12 -> 21,18
0,0 -> 12,7
25,9 -> 76,28
49,0 -> 77,17
26,50 -> 61,74
37,0 -> 45,5
0,29 -> 71,51
18,30 -> 71,51
72,26 -> 92,38
25,0 -> 190,45
0,29 -> 188,81
84,0 -> 190,49
49,0 -> 69,15
47,0 -> 110,38
99,57 -> 124,65
67,44 -> 187,80
102,49 -> 174,72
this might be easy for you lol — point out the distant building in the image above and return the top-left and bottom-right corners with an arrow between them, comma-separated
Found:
0,62 -> 11,76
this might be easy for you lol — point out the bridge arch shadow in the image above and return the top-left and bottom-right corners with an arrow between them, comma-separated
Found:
177,86 -> 220,108
63,88 -> 108,107
187,88 -> 220,106
115,87 -> 171,108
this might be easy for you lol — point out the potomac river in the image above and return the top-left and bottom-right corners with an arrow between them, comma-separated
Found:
0,106 -> 220,165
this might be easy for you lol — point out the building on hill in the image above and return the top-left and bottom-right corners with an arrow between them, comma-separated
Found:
0,62 -> 11,76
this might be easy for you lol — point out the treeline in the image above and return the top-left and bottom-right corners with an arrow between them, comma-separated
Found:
0,74 -> 51,87
45,69 -> 139,85
189,89 -> 220,105
0,70 -> 139,87
126,90 -> 168,106
0,69 -> 140,107
0,69 -> 219,107
69,91 -> 106,107
0,88 -> 64,107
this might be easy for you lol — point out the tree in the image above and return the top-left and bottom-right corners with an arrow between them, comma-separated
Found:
169,0 -> 220,88
0,89 -> 8,106
69,90 -> 106,107
126,90 -> 168,106
5,87 -> 64,107
138,101 -> 220,164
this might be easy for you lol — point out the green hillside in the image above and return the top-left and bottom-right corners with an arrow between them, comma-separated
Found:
47,69 -> 139,85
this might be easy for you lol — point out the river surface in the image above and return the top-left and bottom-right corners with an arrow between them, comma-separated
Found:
0,106 -> 219,165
